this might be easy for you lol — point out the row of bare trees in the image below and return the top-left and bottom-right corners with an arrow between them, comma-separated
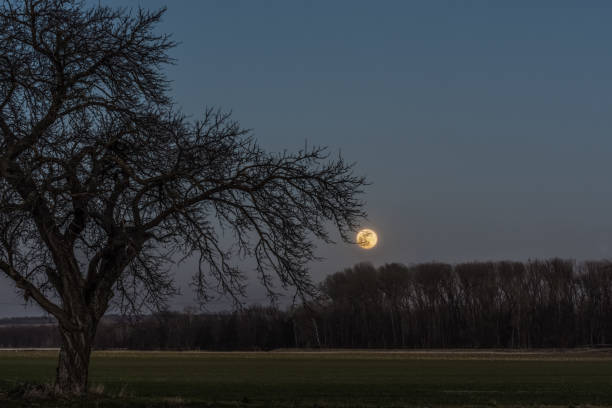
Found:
2,258 -> 612,350
0,308 -> 294,350
314,259 -> 612,348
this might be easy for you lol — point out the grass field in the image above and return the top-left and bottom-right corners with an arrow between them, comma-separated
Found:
2,349 -> 612,407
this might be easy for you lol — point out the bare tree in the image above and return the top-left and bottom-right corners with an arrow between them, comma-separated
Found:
0,0 -> 366,395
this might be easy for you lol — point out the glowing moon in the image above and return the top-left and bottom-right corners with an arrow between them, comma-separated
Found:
356,229 -> 378,249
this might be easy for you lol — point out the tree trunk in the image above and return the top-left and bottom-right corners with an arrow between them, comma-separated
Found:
55,323 -> 96,396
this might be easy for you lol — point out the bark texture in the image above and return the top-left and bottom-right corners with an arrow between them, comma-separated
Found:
55,323 -> 96,395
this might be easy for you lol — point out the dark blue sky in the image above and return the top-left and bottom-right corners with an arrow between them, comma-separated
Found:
137,0 -> 612,262
3,1 -> 612,315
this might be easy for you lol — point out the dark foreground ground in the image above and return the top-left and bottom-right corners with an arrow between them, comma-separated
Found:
1,349 -> 612,407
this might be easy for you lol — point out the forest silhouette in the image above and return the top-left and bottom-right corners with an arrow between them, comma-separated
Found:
4,258 -> 612,350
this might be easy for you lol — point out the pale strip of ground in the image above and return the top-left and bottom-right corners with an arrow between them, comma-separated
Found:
3,348 -> 612,360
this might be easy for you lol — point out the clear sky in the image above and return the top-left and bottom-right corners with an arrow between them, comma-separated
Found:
3,1 -> 612,316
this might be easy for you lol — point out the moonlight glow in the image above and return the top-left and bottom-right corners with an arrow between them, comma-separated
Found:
357,229 -> 378,249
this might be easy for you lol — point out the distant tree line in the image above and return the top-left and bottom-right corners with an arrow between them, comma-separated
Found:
315,259 -> 612,348
2,259 -> 612,349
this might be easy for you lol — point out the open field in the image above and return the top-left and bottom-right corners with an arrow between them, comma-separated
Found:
2,349 -> 612,407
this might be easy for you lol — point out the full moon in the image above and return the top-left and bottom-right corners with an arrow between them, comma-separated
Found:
356,229 -> 378,249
